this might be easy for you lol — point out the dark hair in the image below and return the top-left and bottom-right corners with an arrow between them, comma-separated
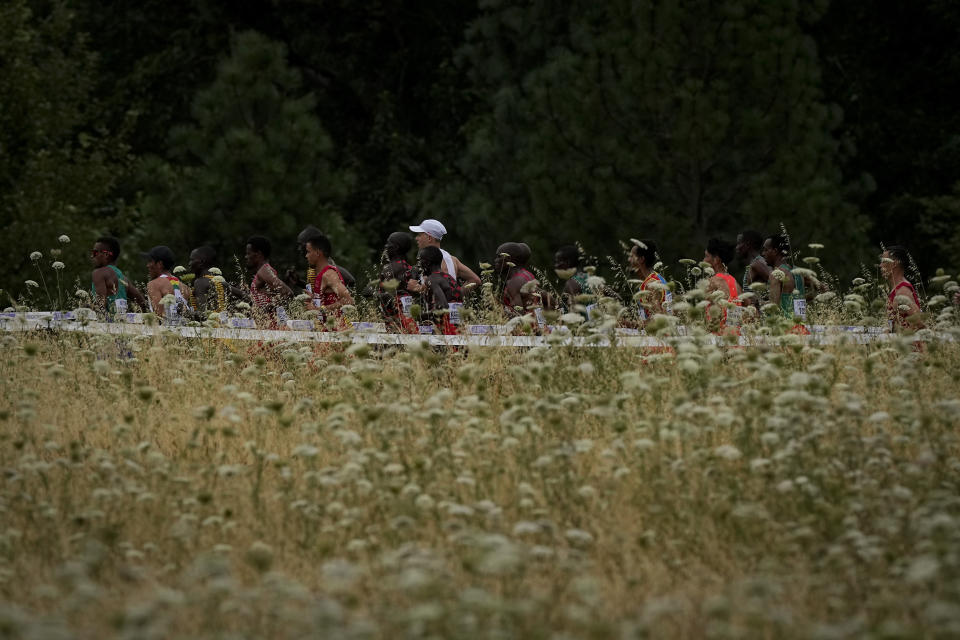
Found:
632,239 -> 658,266
193,245 -> 217,264
297,225 -> 322,245
96,236 -> 121,261
306,233 -> 332,258
885,245 -> 911,268
738,230 -> 764,252
555,244 -> 580,268
706,238 -> 735,265
418,245 -> 443,271
386,232 -> 412,258
247,235 -> 271,258
766,234 -> 790,256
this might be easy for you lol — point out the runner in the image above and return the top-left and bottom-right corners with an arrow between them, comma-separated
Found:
418,246 -> 463,335
90,236 -> 146,315
703,238 -> 742,332
246,235 -> 292,327
762,234 -> 807,323
292,225 -> 357,291
735,230 -> 770,308
407,219 -> 481,289
378,232 -> 417,332
188,245 -> 228,314
628,239 -> 672,324
305,233 -> 354,329
496,242 -> 550,320
554,244 -> 590,311
880,245 -> 924,331
142,245 -> 192,320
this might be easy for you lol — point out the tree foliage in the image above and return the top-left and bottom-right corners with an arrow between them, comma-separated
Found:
1,0 -> 957,297
420,0 -> 867,269
138,31 -> 359,269
0,0 -> 132,298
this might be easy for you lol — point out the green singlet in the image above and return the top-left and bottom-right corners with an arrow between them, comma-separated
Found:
91,265 -> 128,313
570,271 -> 590,293
778,265 -> 805,317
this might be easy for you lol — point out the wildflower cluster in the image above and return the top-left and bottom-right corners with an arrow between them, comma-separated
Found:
0,323 -> 959,638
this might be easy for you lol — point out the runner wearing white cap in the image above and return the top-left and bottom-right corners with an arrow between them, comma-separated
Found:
407,219 -> 481,290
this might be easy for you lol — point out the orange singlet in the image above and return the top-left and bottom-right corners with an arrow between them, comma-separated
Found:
707,272 -> 741,334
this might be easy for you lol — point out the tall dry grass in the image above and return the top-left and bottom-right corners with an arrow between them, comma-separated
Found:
1,329 -> 960,638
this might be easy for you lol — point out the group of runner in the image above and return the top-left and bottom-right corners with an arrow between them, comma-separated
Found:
88,219 -> 934,333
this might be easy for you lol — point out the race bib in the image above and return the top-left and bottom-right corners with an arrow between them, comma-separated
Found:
637,301 -> 648,321
276,306 -> 288,323
448,302 -> 463,326
305,284 -> 313,294
793,298 -> 807,320
533,307 -> 546,327
399,295 -> 414,318
313,297 -> 324,309
585,303 -> 598,320
113,298 -> 128,314
726,305 -> 743,326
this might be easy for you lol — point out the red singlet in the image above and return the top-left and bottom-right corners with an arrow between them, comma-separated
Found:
887,280 -> 921,330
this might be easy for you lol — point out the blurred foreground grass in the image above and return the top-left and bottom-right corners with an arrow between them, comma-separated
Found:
1,331 -> 959,639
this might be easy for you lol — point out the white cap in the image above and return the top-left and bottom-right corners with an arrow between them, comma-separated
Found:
409,219 -> 447,240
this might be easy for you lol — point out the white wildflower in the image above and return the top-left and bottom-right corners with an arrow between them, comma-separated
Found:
25,280 -> 39,288
30,251 -> 42,261
564,529 -> 594,546
714,445 -> 742,461
58,235 -> 70,244
52,261 -> 65,270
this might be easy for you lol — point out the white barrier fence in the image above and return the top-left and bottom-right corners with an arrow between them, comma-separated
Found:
2,310 -> 954,348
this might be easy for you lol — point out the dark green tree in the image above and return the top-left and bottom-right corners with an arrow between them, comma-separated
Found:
0,0 -> 133,302
816,0 -> 960,275
138,31 -> 359,271
422,0 -> 868,272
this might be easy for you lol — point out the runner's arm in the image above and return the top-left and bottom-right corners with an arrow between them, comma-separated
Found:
503,278 -> 524,313
147,280 -> 165,316
259,265 -> 293,298
751,259 -> 772,282
768,270 -> 783,308
125,281 -> 148,310
193,277 -> 211,311
91,269 -> 109,309
431,279 -> 450,311
455,258 -> 482,287
322,270 -> 354,309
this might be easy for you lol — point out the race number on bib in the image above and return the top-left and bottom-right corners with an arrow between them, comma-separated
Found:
113,298 -> 128,314
399,295 -> 414,318
448,302 -> 463,326
533,307 -> 546,327
637,301 -> 648,322
726,305 -> 743,327
793,298 -> 807,320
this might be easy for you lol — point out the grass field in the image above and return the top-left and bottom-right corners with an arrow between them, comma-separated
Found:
2,330 -> 960,639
